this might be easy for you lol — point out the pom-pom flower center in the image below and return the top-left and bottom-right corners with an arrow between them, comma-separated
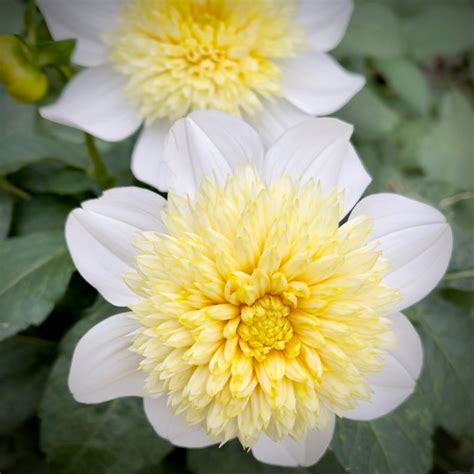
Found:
125,167 -> 401,447
239,294 -> 294,361
107,0 -> 305,122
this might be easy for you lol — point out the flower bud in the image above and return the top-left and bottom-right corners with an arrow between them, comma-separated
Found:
0,35 -> 48,102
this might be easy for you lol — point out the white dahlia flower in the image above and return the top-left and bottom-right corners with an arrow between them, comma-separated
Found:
65,112 -> 452,467
37,0 -> 364,191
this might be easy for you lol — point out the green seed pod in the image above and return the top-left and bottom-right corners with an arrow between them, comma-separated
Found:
0,35 -> 48,103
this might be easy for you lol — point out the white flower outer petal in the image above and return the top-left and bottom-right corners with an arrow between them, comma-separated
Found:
245,97 -> 311,148
252,414 -> 336,467
37,0 -> 125,67
344,311 -> 423,420
280,52 -> 365,116
131,119 -> 173,190
65,187 -> 166,307
144,397 -> 219,448
297,0 -> 354,52
350,193 -> 453,311
40,65 -> 141,142
160,110 -> 264,195
68,313 -> 145,403
263,117 -> 371,216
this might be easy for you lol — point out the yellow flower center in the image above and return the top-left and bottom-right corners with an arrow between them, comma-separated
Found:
238,295 -> 294,361
106,0 -> 305,122
126,167 -> 401,447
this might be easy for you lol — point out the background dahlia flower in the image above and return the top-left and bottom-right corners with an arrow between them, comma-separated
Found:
37,0 -> 364,191
65,112 -> 452,467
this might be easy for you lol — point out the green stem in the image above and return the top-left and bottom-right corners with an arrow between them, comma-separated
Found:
24,0 -> 38,46
444,269 -> 474,281
84,133 -> 116,189
0,176 -> 31,200
440,191 -> 474,209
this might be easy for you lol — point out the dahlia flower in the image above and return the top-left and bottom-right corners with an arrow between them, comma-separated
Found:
37,0 -> 364,191
66,112 -> 452,467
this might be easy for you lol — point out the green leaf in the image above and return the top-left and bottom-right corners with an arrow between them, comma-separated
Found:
403,4 -> 474,65
332,388 -> 433,474
0,190 -> 13,239
375,58 -> 431,115
36,114 -> 86,145
36,39 -> 75,67
39,297 -> 173,474
442,227 -> 474,292
411,295 -> 474,438
445,195 -> 474,238
432,429 -> 474,474
355,145 -> 404,195
389,119 -> 430,170
336,87 -> 400,140
0,90 -> 89,175
13,195 -> 73,235
138,450 -> 189,474
0,0 -> 23,35
0,336 -> 56,435
14,161 -> 96,195
0,231 -> 74,340
336,3 -> 404,59
419,89 -> 473,190
370,0 -> 425,15
101,138 -> 136,186
308,451 -> 348,474
0,420 -> 47,473
378,0 -> 471,16
187,439 -> 346,474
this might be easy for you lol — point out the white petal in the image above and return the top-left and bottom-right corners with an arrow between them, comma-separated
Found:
69,313 -> 145,403
37,0 -> 124,67
350,193 -> 453,310
345,312 -> 423,420
245,97 -> 311,148
263,118 -> 370,215
83,187 -> 167,231
252,415 -> 335,467
40,65 -> 141,142
297,0 -> 353,52
280,52 -> 365,116
160,110 -> 264,195
65,187 -> 166,306
144,397 -> 218,448
131,119 -> 173,190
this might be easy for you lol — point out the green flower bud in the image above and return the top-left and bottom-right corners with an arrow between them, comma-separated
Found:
0,35 -> 48,103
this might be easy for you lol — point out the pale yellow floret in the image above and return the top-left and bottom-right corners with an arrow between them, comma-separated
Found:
106,0 -> 305,122
125,167 -> 401,447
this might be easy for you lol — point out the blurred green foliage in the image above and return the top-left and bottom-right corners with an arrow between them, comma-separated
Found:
0,0 -> 473,473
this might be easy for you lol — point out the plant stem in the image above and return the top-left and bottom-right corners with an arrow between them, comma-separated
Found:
444,269 -> 474,281
84,133 -> 116,189
0,176 -> 31,200
24,0 -> 38,46
440,191 -> 474,209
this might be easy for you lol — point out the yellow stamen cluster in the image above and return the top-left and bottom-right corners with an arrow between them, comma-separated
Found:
107,0 -> 305,122
126,167 -> 401,447
238,295 -> 294,361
